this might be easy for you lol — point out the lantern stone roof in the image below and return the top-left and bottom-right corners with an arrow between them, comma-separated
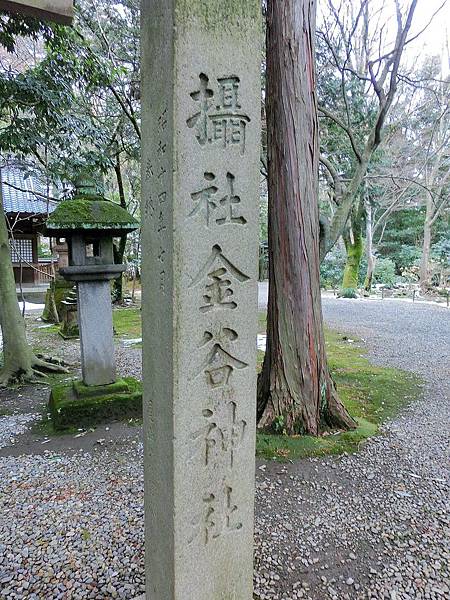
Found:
45,195 -> 139,235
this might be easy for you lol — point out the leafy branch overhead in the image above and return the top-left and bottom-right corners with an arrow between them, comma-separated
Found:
0,0 -> 140,181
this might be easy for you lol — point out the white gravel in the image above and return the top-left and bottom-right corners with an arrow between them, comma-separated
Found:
0,414 -> 38,450
0,298 -> 448,599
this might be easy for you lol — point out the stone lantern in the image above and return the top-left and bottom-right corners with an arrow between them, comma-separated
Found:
45,179 -> 139,387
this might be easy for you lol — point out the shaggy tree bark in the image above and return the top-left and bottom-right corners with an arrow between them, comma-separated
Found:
0,180 -> 67,386
257,0 -> 356,435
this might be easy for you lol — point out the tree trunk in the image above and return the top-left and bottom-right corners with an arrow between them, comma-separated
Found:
257,0 -> 356,435
112,236 -> 127,302
324,153 -> 370,258
341,200 -> 364,292
342,233 -> 363,290
420,194 -> 433,289
0,175 -> 67,386
112,158 -> 128,303
363,201 -> 376,293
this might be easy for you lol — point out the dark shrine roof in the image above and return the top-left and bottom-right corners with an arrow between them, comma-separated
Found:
1,166 -> 56,216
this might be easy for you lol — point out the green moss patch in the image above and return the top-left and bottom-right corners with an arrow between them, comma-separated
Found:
113,307 -> 142,338
73,378 -> 130,398
257,418 -> 378,460
256,314 -> 423,461
49,377 -> 142,430
46,197 -> 139,231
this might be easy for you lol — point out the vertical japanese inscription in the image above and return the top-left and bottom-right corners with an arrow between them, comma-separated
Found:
146,104 -> 169,294
187,72 -> 252,546
187,74 -> 251,155
143,4 -> 260,598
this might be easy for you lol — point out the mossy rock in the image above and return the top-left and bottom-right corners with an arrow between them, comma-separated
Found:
339,288 -> 358,299
49,377 -> 142,430
42,279 -> 74,323
73,379 -> 129,398
59,310 -> 79,339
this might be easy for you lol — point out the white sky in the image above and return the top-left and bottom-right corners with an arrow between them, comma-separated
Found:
318,0 -> 450,74
407,0 -> 449,69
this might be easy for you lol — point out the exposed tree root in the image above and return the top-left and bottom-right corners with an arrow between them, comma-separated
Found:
0,355 -> 70,388
33,354 -> 70,373
323,382 -> 358,431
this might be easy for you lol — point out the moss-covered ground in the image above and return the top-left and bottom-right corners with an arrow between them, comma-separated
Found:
256,313 -> 422,460
49,377 -> 142,430
112,307 -> 142,338
25,306 -> 422,458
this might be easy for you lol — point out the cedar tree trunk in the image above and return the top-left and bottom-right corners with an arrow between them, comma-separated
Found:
257,0 -> 356,435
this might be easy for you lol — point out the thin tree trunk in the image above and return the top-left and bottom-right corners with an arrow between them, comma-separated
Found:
420,193 -> 433,289
113,237 -> 127,302
0,174 -> 67,386
363,201 -> 376,293
341,200 -> 364,292
342,232 -> 363,291
257,0 -> 356,435
112,157 -> 128,302
0,199 -> 35,382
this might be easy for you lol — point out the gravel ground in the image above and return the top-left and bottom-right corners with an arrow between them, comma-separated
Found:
0,298 -> 449,599
255,298 -> 449,600
0,414 -> 39,449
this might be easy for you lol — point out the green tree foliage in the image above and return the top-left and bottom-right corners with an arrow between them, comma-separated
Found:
1,1 -> 141,300
1,1 -> 140,180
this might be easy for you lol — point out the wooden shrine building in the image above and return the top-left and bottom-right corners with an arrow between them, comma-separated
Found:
2,165 -> 57,285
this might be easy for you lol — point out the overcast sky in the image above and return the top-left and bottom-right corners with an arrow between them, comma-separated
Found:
407,0 -> 449,67
317,0 -> 449,74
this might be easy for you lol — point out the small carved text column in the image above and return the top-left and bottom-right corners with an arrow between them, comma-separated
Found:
141,2 -> 261,598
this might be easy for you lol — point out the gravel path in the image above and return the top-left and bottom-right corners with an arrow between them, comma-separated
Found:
1,299 -> 449,599
254,298 -> 449,600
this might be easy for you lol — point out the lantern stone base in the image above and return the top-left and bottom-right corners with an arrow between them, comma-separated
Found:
49,377 -> 142,430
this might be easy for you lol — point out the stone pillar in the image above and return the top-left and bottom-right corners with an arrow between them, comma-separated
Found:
141,2 -> 261,599
77,280 -> 116,386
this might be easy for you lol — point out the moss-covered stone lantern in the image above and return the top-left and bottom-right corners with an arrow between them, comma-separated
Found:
45,179 -> 139,388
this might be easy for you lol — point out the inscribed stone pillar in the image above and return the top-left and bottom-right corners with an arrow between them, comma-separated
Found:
77,281 -> 116,386
141,2 -> 261,599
